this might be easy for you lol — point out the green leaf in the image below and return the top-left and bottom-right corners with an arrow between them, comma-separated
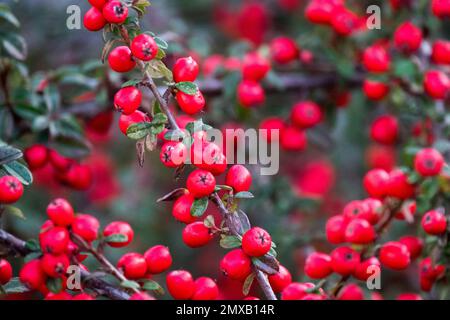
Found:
164,129 -> 186,141
0,5 -> 20,27
24,239 -> 40,252
185,119 -> 212,135
3,160 -> 33,185
421,178 -> 440,200
235,191 -> 254,199
219,235 -> 242,249
203,215 -> 216,228
0,144 -> 22,166
104,234 -> 128,244
155,48 -> 166,60
1,278 -> 28,294
4,205 -> 25,220
190,197 -> 209,217
142,279 -> 164,295
46,277 -> 63,294
121,280 -> 140,290
2,39 -> 26,61
242,273 -> 255,296
126,122 -> 151,140
121,79 -> 141,88
215,185 -> 233,192
152,113 -> 168,125
145,60 -> 173,82
175,82 -> 198,95
153,36 -> 168,50
50,136 -> 91,158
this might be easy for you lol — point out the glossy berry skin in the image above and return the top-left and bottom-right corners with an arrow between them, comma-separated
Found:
241,227 -> 272,257
260,117 -> 285,143
281,282 -> 316,300
432,0 -> 450,18
46,198 -> 74,227
379,241 -> 411,270
242,52 -> 270,81
83,7 -> 106,32
39,227 -> 69,255
342,200 -> 370,220
186,169 -> 216,198
173,57 -> 199,82
280,126 -> 307,151
60,163 -> 93,190
0,259 -> 12,285
363,169 -> 389,198
119,110 -> 150,135
160,142 -> 187,168
49,150 -> 72,172
370,115 -> 398,145
304,252 -> 333,279
225,165 -> 252,193
394,21 -> 422,53
72,293 -> 95,300
172,194 -> 197,224
182,222 -> 214,248
166,270 -> 195,300
330,246 -> 361,276
114,86 -> 142,115
424,70 -> 450,99
399,236 -> 423,260
344,218 -> 376,244
0,176 -> 23,204
325,215 -> 348,244
117,253 -> 147,279
220,249 -> 252,281
362,198 -> 383,225
88,0 -> 108,9
24,144 -> 48,170
237,80 -> 265,107
414,148 -> 444,177
41,254 -> 70,278
108,46 -> 136,73
176,90 -> 205,115
397,293 -> 422,301
270,37 -> 299,64
72,214 -> 100,242
129,292 -> 155,300
353,256 -> 380,281
19,259 -> 46,290
103,221 -> 134,248
422,210 -> 447,235
386,169 -> 415,199
338,284 -> 364,300
362,45 -> 390,73
192,277 -> 219,300
268,265 -> 292,293
144,245 -> 172,274
432,40 -> 450,64
363,79 -> 389,100
45,292 -> 72,300
102,1 -> 128,24
290,101 -> 323,129
130,34 -> 158,61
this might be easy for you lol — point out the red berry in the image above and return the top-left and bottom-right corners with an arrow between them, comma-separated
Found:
182,222 -> 214,248
241,227 -> 272,257
397,293 -> 422,300
268,265 -> 292,293
305,0 -> 339,24
176,90 -> 205,115
173,57 -> 199,82
379,241 -> 410,270
260,117 -> 285,143
192,277 -> 219,300
270,37 -> 299,64
370,114 -> 398,145
342,200 -> 370,220
363,79 -> 389,100
19,259 -> 46,290
225,165 -> 252,193
331,7 -> 360,36
362,45 -> 390,73
220,249 -> 252,281
325,215 -> 348,244
39,226 -> 69,254
119,110 -> 151,135
45,292 -> 72,300
242,52 -> 270,81
422,210 -> 447,235
24,144 -> 48,170
363,169 -> 389,198
172,194 -> 197,224
281,282 -> 315,300
432,0 -> 450,18
386,168 -> 415,199
424,70 -> 450,99
432,40 -> 450,64
144,245 -> 173,274
108,46 -> 136,73
102,0 -> 128,24
72,293 -> 95,300
47,198 -> 75,227
160,141 -> 187,168
88,0 -> 108,9
420,256 -> 445,280
49,150 -> 72,172
129,292 -> 155,300
290,101 -> 323,129
114,86 -> 142,115
237,80 -> 265,107
330,246 -> 361,276
166,270 -> 195,299
280,126 -> 307,151
394,21 -> 422,53
117,253 -> 147,279
338,284 -> 364,300
103,221 -> 134,248
399,236 -> 423,260
344,218 -> 376,244
362,198 -> 383,225
41,254 -> 70,278
304,252 -> 333,279
353,256 -> 380,281
186,169 -> 216,198
414,148 -> 444,177
130,33 -> 158,61
206,153 -> 228,176
59,163 -> 92,190
72,214 -> 100,242
0,176 -> 23,204
0,259 -> 12,285
83,7 -> 106,32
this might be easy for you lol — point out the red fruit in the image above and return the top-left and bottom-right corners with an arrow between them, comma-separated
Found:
46,198 -> 75,227
225,165 -> 252,193
422,210 -> 447,235
0,259 -> 12,285
114,87 -> 142,115
49,150 -> 72,172
19,260 -> 46,290
176,90 -> 205,115
237,80 -> 265,107
172,194 -> 197,224
338,284 -> 364,300
242,52 -> 270,81
394,21 -> 422,53
182,222 -> 214,248
268,265 -> 292,293
325,215 -> 348,244
370,115 -> 398,145
363,79 -> 389,100
103,221 -> 134,248
330,246 -> 361,276
362,45 -> 390,73
83,7 -> 106,31
260,117 -> 284,143
424,70 -> 450,99
414,148 -> 445,177
41,254 -> 70,278
397,293 -> 422,300
343,200 -> 370,220
130,34 -> 158,61
241,227 -> 272,257
0,176 -> 23,204
220,249 -> 252,281
344,218 -> 376,244
432,40 -> 450,64
363,169 -> 389,198
206,153 -> 227,176
129,292 -> 155,300
304,252 -> 333,279
186,169 -> 216,198
192,277 -> 219,300
119,110 -> 150,135
88,0 -> 108,9
362,198 -> 383,225
379,241 -> 410,270
160,141 -> 187,168
353,257 -> 380,281
399,236 -> 423,260
72,293 -> 95,300
365,144 -> 396,171
166,270 -> 195,300
290,101 -> 323,129
270,37 -> 299,64
173,57 -> 199,82
39,227 -> 69,254
45,292 -> 72,300
108,46 -> 136,73
420,257 -> 445,280
63,163 -> 93,190
280,126 -> 307,151
72,214 -> 100,242
117,253 -> 147,279
244,296 -> 260,300
24,144 -> 48,170
432,0 -> 450,18
190,141 -> 221,169
144,245 -> 172,274
281,282 -> 315,300
305,0 -> 343,24
386,169 -> 415,199
331,8 -> 360,36
102,1 -> 128,24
